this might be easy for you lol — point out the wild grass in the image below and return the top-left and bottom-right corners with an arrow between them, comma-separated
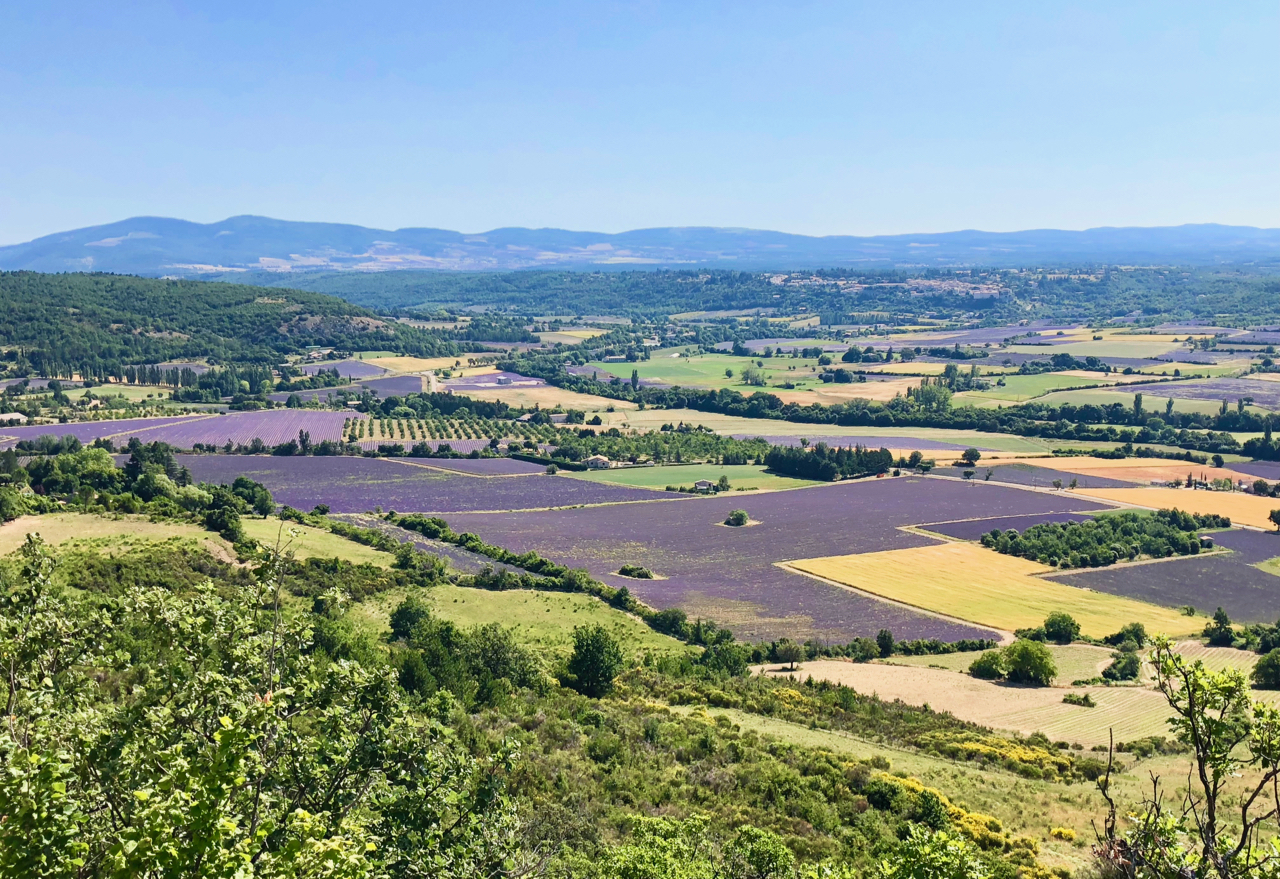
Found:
349,582 -> 688,659
0,512 -> 232,559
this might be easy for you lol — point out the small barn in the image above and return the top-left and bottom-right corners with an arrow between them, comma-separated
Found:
693,479 -> 715,493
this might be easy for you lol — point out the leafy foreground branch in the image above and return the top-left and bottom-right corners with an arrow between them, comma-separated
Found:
1093,638 -> 1280,879
0,536 -> 529,879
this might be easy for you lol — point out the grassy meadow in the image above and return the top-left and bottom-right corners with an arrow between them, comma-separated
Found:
569,463 -> 819,492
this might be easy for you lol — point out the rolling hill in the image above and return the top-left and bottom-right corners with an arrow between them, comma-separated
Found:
3,215 -> 1279,276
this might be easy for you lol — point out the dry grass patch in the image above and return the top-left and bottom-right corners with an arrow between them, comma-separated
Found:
1043,457 -> 1245,485
771,378 -> 919,405
758,659 -> 1175,746
880,642 -> 1113,682
783,542 -> 1199,639
0,513 -> 233,560
1171,640 -> 1260,674
1073,487 -> 1280,530
366,355 -> 467,373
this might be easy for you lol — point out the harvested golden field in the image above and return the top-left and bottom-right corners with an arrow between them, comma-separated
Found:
1171,640 -> 1260,674
758,660 -> 1174,746
879,642 -> 1114,683
536,329 -> 606,345
1073,487 -> 1280,530
770,378 -> 919,405
1043,457 -> 1245,485
783,542 -> 1200,638
367,355 -> 468,373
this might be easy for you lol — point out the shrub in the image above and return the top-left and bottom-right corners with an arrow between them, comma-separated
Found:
1062,693 -> 1096,708
1050,827 -> 1077,842
968,650 -> 1006,680
618,564 -> 654,579
1252,648 -> 1280,690
724,509 -> 749,527
1204,607 -> 1235,646
1105,621 -> 1148,648
1043,612 -> 1080,644
1103,651 -> 1142,681
1003,640 -> 1057,686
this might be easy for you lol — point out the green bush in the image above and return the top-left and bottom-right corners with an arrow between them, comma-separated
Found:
1043,611 -> 1080,644
968,650 -> 1006,680
1252,648 -> 1280,689
724,509 -> 749,526
1103,651 -> 1142,681
1002,640 -> 1057,686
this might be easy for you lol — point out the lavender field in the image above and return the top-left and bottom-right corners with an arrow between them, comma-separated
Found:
301,359 -> 388,378
1049,528 -> 1280,623
405,457 -> 547,476
439,476 -> 1110,642
1229,461 -> 1280,481
1139,377 -> 1280,410
933,463 -> 1132,489
0,415 -> 210,448
179,455 -> 665,512
128,410 -> 359,447
331,513 -> 520,574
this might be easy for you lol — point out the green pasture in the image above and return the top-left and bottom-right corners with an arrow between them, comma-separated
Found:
957,373 -> 1112,403
568,463 -> 819,492
240,517 -> 396,568
351,582 -> 688,660
1035,387 -> 1272,416
618,408 -> 1056,452
592,349 -> 843,391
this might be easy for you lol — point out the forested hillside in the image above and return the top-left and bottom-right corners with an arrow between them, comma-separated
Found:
240,266 -> 1280,324
0,272 -> 459,374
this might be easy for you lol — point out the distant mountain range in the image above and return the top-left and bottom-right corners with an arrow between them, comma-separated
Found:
3,215 -> 1279,275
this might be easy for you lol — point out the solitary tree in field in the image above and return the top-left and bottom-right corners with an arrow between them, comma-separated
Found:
775,640 -> 804,670
724,509 -> 749,527
1269,508 -> 1280,532
876,629 -> 895,658
960,448 -> 981,466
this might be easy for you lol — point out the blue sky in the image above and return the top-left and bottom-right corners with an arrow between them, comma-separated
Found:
1,1 -> 1276,244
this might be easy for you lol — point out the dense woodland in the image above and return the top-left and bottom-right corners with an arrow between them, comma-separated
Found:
237,265 -> 1280,325
0,272 -> 462,376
